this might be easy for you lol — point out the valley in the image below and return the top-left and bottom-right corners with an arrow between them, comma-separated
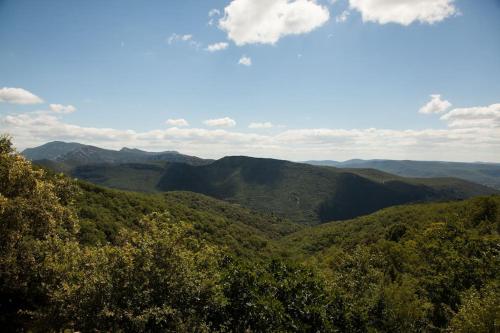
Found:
25,141 -> 499,224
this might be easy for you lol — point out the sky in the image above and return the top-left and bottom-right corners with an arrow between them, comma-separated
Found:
0,0 -> 499,162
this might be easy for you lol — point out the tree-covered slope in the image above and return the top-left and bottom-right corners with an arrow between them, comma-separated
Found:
282,195 -> 500,257
75,181 -> 301,259
155,156 -> 497,224
279,196 -> 500,331
35,153 -> 498,224
2,136 -> 499,332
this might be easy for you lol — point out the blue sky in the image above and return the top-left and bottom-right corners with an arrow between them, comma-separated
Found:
0,0 -> 499,161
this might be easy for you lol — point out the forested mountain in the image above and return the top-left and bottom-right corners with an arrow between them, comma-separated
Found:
23,141 -> 213,167
29,144 -> 498,223
306,159 -> 500,190
2,136 -> 498,332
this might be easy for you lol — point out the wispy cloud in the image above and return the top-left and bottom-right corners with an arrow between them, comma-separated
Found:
208,8 -> 221,26
167,33 -> 201,49
336,10 -> 350,23
249,122 -> 273,129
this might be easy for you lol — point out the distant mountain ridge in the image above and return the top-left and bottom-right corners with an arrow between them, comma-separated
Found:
23,141 -> 498,224
23,141 -> 213,167
305,159 -> 500,190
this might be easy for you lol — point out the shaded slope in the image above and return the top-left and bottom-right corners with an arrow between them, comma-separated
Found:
156,156 -> 498,224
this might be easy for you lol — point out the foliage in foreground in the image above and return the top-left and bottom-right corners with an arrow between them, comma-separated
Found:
1,136 -> 499,332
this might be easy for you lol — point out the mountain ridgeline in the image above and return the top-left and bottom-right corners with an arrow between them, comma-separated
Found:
24,141 -> 498,224
23,141 -> 213,168
306,159 -> 500,190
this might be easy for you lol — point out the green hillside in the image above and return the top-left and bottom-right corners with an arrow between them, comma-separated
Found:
25,142 -> 499,225
38,155 -> 497,224
75,181 -> 300,259
156,156 -> 497,223
2,136 -> 499,332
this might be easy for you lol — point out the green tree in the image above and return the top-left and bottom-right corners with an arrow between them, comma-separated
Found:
448,283 -> 500,333
46,213 -> 226,332
0,135 -> 79,330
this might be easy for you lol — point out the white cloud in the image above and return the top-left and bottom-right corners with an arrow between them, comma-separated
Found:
249,122 -> 274,129
441,103 -> 500,129
2,102 -> 500,161
204,117 -> 237,128
0,87 -> 44,105
238,56 -> 252,66
49,104 -> 76,114
419,94 -> 452,114
219,0 -> 330,45
166,118 -> 189,127
206,42 -> 229,52
336,10 -> 350,23
349,0 -> 457,25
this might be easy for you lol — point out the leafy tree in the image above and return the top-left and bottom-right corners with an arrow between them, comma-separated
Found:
0,135 -> 79,330
448,283 -> 499,333
46,213 -> 226,332
221,258 -> 336,332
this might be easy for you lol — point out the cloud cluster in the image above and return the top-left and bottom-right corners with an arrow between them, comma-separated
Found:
219,0 -> 330,45
0,87 -> 44,105
2,102 -> 499,162
1,88 -> 498,162
419,94 -> 452,114
349,0 -> 457,25
203,117 -> 237,128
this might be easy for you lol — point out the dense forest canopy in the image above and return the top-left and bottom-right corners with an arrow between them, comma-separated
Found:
1,136 -> 499,332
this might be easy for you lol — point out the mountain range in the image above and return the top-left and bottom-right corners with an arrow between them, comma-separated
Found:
23,141 -> 212,168
24,141 -> 499,224
306,159 -> 500,190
